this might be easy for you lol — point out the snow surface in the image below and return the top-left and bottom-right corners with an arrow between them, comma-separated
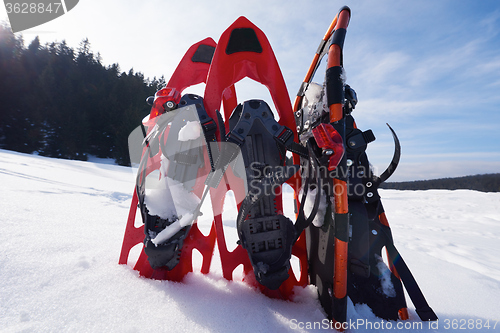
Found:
1,148 -> 500,332
178,121 -> 202,142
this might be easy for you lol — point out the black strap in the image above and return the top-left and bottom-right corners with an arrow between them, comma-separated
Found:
346,129 -> 375,152
196,104 -> 218,171
381,227 -> 438,321
275,127 -> 309,158
294,143 -> 322,240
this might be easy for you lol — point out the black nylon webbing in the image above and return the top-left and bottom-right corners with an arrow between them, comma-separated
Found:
381,228 -> 438,321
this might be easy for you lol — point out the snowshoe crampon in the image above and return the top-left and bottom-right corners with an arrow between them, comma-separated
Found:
119,5 -> 437,327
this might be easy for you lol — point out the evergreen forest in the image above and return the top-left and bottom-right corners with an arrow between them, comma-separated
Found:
381,173 -> 500,193
0,23 -> 164,165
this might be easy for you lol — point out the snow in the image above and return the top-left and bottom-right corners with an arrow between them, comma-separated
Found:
299,186 -> 328,228
144,155 -> 202,246
1,148 -> 500,332
152,213 -> 195,246
178,121 -> 202,142
375,255 -> 397,298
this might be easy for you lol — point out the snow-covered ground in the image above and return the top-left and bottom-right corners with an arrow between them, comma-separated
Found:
1,148 -> 499,332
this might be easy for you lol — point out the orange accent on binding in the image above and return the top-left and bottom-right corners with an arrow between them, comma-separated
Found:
327,44 -> 343,69
332,176 -> 348,310
329,104 -> 343,123
399,308 -> 410,320
333,179 -> 348,214
379,212 -> 390,227
333,238 -> 348,299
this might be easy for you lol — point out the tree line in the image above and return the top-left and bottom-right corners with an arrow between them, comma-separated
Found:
380,173 -> 500,193
0,23 -> 164,165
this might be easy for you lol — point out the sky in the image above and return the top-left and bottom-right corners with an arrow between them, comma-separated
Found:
1,0 -> 500,181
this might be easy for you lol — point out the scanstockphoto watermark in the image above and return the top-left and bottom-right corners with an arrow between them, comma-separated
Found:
3,0 -> 79,33
289,318 -> 499,331
289,318 -> 426,331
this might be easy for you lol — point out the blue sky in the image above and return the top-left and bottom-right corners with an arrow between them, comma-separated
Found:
2,0 -> 499,181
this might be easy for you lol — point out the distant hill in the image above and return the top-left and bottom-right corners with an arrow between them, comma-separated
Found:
380,173 -> 500,192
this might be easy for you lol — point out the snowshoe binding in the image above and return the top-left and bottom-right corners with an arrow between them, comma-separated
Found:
141,93 -> 214,270
227,99 -> 298,289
